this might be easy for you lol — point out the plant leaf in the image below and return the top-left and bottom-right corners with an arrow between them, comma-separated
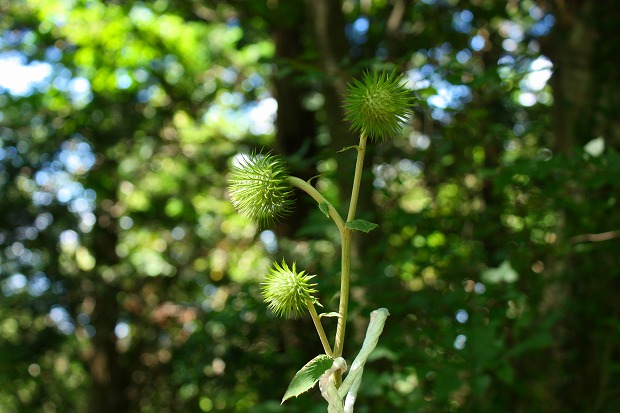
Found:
337,145 -> 359,153
346,219 -> 378,233
318,202 -> 331,218
319,312 -> 342,319
282,354 -> 334,403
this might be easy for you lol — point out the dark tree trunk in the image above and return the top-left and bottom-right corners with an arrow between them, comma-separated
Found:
545,1 -> 620,411
271,18 -> 319,236
86,188 -> 131,413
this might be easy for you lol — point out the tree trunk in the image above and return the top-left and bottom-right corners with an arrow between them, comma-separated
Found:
545,1 -> 620,411
271,13 -> 319,236
87,204 -> 132,413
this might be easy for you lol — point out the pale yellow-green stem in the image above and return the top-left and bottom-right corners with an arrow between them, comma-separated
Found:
346,134 -> 368,223
333,133 -> 368,386
287,133 -> 368,388
306,299 -> 333,357
287,176 -> 346,234
288,176 -> 344,357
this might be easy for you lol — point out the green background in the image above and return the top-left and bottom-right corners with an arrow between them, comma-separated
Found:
1,1 -> 619,412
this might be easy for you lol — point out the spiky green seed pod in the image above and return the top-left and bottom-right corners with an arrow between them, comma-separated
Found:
228,153 -> 295,227
344,69 -> 414,141
261,260 -> 320,318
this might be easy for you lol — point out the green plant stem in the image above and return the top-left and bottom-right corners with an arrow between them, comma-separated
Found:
333,133 -> 368,386
287,132 -> 367,387
306,299 -> 333,357
333,230 -> 351,388
287,176 -> 346,233
346,134 -> 368,223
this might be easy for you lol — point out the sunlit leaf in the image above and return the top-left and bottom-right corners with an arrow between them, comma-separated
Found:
282,354 -> 334,403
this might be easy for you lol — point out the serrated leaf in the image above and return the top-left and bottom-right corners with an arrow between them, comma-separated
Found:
319,312 -> 342,319
282,354 -> 334,403
337,145 -> 359,153
345,219 -> 378,233
318,202 -> 331,218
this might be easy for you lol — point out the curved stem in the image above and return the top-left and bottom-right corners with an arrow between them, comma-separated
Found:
287,176 -> 346,234
307,299 -> 333,357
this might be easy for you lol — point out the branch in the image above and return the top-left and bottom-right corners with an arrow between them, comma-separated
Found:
569,230 -> 620,244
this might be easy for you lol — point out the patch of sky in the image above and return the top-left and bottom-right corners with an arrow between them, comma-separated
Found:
32,137 -> 97,231
227,17 -> 240,28
210,95 -> 276,139
45,46 -> 63,63
28,272 -> 51,297
529,13 -> 555,37
406,69 -> 431,90
499,20 -> 525,53
398,158 -> 425,176
260,230 -> 278,254
58,138 -> 96,175
498,55 -> 515,66
219,66 -> 238,84
0,51 -> 53,96
59,230 -> 79,252
247,97 -> 277,135
499,21 -> 524,42
513,122 -> 526,136
115,322 -> 130,339
134,68 -> 149,83
346,16 -> 369,46
408,62 -> 472,123
2,28 -> 28,48
521,56 -> 552,91
454,334 -> 467,350
428,43 -> 452,64
220,91 -> 244,107
517,56 -> 553,107
409,132 -> 431,151
59,74 -> 93,108
455,309 -> 469,323
77,313 -> 90,326
51,67 -> 73,91
115,69 -> 133,90
137,84 -> 156,103
428,82 -> 472,110
242,72 -> 265,92
171,226 -> 186,241
129,3 -> 154,25
452,9 -> 473,33
2,273 -> 28,296
49,305 -> 75,335
456,49 -> 472,64
34,212 -> 54,231
470,35 -> 485,51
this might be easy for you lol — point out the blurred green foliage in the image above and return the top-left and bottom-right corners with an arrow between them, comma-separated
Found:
1,1 -> 619,412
